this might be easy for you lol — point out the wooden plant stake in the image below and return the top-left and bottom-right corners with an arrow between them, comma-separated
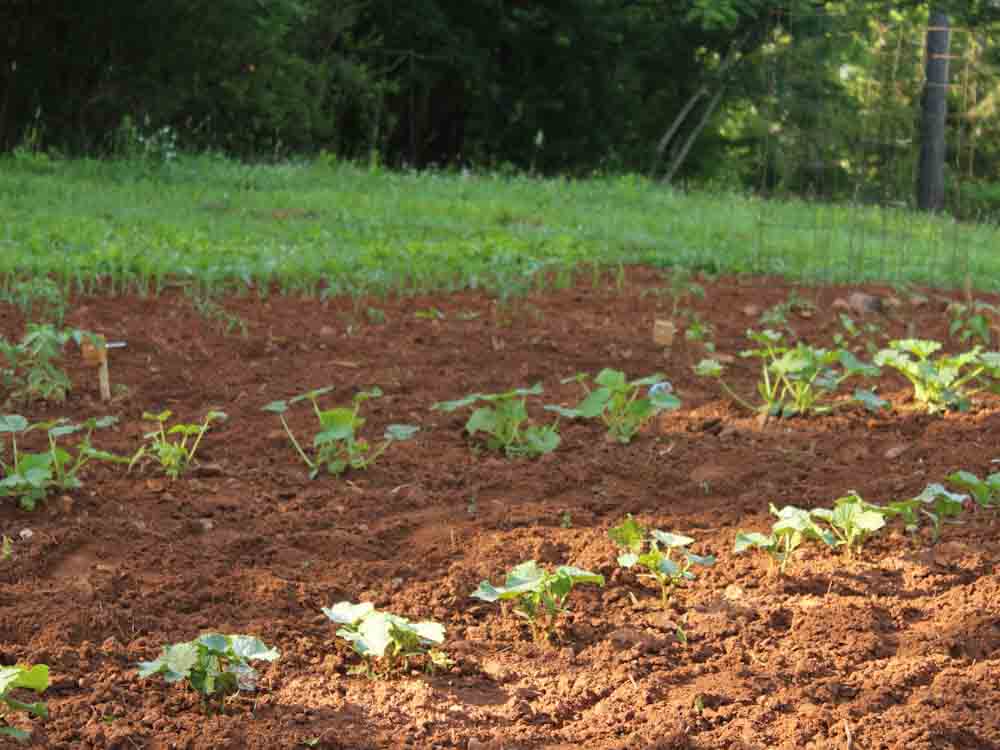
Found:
81,335 -> 112,401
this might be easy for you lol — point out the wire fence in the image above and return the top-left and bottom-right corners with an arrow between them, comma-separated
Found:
752,9 -> 999,289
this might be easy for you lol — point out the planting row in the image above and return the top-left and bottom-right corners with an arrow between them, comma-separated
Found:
5,471 -> 994,739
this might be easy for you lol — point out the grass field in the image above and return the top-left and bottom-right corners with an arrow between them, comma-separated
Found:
2,152 -> 998,296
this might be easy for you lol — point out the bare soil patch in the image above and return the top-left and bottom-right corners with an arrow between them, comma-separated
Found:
1,270 -> 999,749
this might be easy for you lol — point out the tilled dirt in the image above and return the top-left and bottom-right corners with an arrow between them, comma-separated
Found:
1,269 -> 998,749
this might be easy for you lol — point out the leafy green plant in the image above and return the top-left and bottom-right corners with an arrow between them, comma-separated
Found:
1,414 -> 122,510
609,516 -> 715,608
854,388 -> 890,412
0,277 -> 66,325
471,560 -> 604,642
873,340 -> 988,413
885,484 -> 966,542
549,369 -> 680,443
947,301 -> 994,347
684,313 -> 715,351
697,330 -> 877,417
138,634 -> 279,713
833,314 -> 885,356
759,290 -> 815,332
734,504 -> 835,574
432,384 -> 560,458
658,267 -> 705,318
322,601 -> 445,677
263,386 -> 417,478
130,409 -> 227,479
0,324 -> 87,404
810,493 -> 886,558
0,664 -> 49,742
187,291 -> 249,338
945,470 -> 1000,507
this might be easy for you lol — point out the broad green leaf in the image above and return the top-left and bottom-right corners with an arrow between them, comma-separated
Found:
464,407 -> 497,436
554,565 -> 604,587
142,410 -> 172,422
733,531 -> 774,553
198,634 -> 231,654
315,408 -> 356,444
0,726 -> 31,740
650,530 -> 694,548
631,374 -> 666,388
854,388 -> 889,412
543,405 -> 583,419
137,642 -> 199,681
431,394 -> 483,412
684,552 -> 716,567
48,423 -> 82,439
408,621 -> 446,645
384,424 -> 419,441
593,369 -> 627,390
289,386 -> 334,404
649,390 -> 681,411
522,426 -> 560,455
322,601 -> 375,625
576,388 -> 611,418
694,359 -> 723,378
617,552 -> 639,568
0,415 -> 28,434
227,636 -> 280,663
0,665 -> 49,695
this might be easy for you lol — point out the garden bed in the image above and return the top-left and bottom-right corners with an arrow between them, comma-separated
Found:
1,269 -> 998,749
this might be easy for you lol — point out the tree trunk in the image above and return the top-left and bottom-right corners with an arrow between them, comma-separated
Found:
917,9 -> 950,212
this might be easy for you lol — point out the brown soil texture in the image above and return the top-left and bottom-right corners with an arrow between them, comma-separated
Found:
2,269 -> 999,750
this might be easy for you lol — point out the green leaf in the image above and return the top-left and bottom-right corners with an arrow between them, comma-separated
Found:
694,359 -> 723,378
431,394 -> 484,412
0,415 -> 28,434
384,424 -> 419,441
684,552 -> 716,567
322,601 -> 375,625
315,408 -> 356,444
262,400 -> 289,414
137,642 -> 199,681
289,386 -> 333,405
228,635 -> 280,663
608,515 -> 646,554
464,407 -> 497,436
576,388 -> 611,418
554,565 -> 604,587
733,531 -> 774,553
543,405 -> 583,419
593,369 -> 627,390
854,388 -> 889,412
650,530 -> 694,548
0,664 -> 49,695
521,426 -> 560,455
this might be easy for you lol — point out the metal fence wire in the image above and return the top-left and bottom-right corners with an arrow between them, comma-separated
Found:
752,7 -> 999,289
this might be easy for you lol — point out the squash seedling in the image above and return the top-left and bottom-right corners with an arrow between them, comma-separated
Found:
885,484 -> 966,542
734,504 -> 835,575
945,470 -> 1000,508
323,601 -> 446,677
137,634 -> 279,714
0,664 -> 49,742
609,516 -> 715,608
548,369 -> 680,443
1,415 -> 123,510
471,560 -> 604,643
874,340 -> 987,414
263,386 -> 418,478
432,384 -> 560,458
130,409 -> 227,479
810,493 -> 887,558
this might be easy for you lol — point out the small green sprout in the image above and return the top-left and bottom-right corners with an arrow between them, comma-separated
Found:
1,415 -> 123,510
432,384 -> 559,458
734,504 -> 835,575
323,602 -> 445,677
810,493 -> 887,558
610,516 -> 715,608
0,324 -> 88,404
548,369 -> 680,443
947,301 -> 994,347
263,386 -> 417,478
130,409 -> 227,479
471,560 -> 604,642
137,634 -> 279,713
0,664 -> 49,742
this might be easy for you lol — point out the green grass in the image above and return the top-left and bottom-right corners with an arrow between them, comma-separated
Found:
1,151 -> 998,297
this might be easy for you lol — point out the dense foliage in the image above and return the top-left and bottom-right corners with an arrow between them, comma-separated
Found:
1,1 -> 998,198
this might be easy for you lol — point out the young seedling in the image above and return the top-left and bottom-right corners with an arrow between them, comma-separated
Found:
885,484 -> 966,542
945,470 -> 1000,507
130,409 -> 227,479
137,634 -> 279,713
0,664 -> 49,742
322,601 -> 446,677
0,415 -> 123,510
609,516 -> 715,609
810,493 -> 887,558
734,504 -> 835,575
263,386 -> 417,478
471,560 -> 604,643
432,384 -> 560,458
548,369 -> 680,443
946,301 -> 994,347
854,388 -> 890,413
0,324 -> 88,404
873,340 -> 987,414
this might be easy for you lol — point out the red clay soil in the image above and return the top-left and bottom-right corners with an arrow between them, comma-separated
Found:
1,269 -> 999,749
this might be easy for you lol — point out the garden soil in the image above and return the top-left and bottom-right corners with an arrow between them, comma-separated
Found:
1,269 -> 999,749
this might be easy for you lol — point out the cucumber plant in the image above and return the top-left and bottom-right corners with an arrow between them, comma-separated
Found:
432,384 -> 559,458
130,409 -> 227,479
548,370 -> 680,443
810,493 -> 887,558
609,516 -> 715,608
263,386 -> 417,478
322,601 -> 445,677
471,560 -> 604,642
873,340 -> 988,414
1,415 -> 123,510
945,470 -> 1000,507
885,484 -> 967,542
138,634 -> 279,713
734,504 -> 835,574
